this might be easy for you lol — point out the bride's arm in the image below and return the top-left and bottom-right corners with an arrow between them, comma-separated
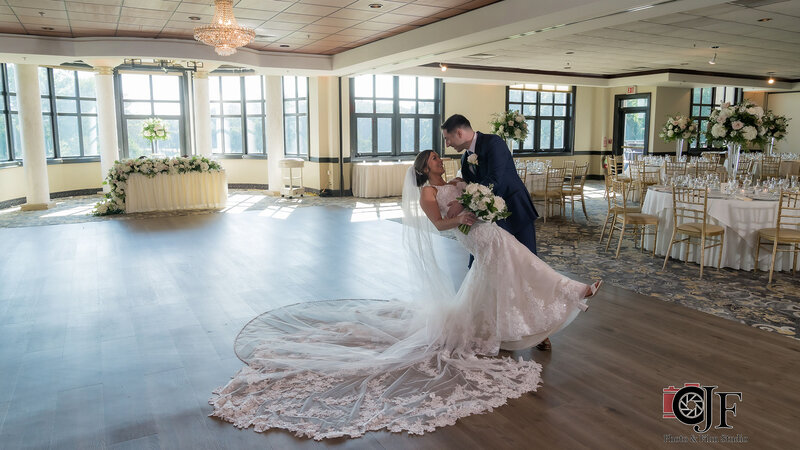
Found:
420,186 -> 476,231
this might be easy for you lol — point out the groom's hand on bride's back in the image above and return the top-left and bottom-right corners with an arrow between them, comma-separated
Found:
446,201 -> 465,218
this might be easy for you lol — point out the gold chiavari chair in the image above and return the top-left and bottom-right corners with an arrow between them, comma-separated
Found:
563,162 -> 588,221
662,186 -> 725,279
606,179 -> 659,258
563,160 -> 576,179
600,177 -> 641,243
516,165 -> 527,182
701,152 -> 724,165
735,159 -> 755,181
630,160 -> 659,204
694,161 -> 718,178
760,155 -> 782,181
663,161 -> 688,184
754,191 -> 800,285
531,167 -> 564,223
443,158 -> 458,181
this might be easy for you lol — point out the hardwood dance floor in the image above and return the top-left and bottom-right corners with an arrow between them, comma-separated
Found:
0,206 -> 797,449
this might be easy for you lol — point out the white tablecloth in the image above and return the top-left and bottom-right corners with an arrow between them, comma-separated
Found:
524,172 -> 546,192
125,171 -> 228,213
352,162 -> 413,198
751,159 -> 800,177
641,189 -> 791,271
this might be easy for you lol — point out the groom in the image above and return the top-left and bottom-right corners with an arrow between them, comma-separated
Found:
441,114 -> 539,260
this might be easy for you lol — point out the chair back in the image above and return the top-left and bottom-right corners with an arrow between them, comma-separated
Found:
607,154 -> 625,177
664,161 -> 688,183
516,166 -> 527,181
443,158 -> 458,180
671,187 -> 710,232
761,156 -> 782,179
610,179 -> 634,213
776,191 -> 800,233
694,161 -> 717,177
701,152 -> 723,165
735,159 -> 754,179
545,167 -> 565,195
573,163 -> 588,188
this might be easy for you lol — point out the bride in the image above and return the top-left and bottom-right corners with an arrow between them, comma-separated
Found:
209,150 -> 601,440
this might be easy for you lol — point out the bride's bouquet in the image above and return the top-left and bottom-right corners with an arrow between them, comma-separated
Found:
455,182 -> 511,234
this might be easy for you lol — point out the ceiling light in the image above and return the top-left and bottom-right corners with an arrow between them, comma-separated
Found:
758,17 -> 772,22
767,72 -> 775,84
439,63 -> 447,72
708,53 -> 717,65
711,45 -> 719,49
280,44 -> 290,48
189,16 -> 201,21
565,51 -> 574,55
369,3 -> 383,8
193,0 -> 255,56
41,27 -> 54,31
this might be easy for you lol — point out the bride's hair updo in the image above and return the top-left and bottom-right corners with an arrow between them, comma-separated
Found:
413,150 -> 435,187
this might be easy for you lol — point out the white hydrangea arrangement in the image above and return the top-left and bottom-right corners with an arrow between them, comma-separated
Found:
761,110 -> 790,142
704,100 -> 767,148
454,182 -> 511,234
490,110 -> 529,143
93,156 -> 223,216
142,117 -> 168,143
659,114 -> 698,142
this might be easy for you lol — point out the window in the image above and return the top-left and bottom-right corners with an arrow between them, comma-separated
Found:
0,65 -> 98,161
52,68 -> 98,157
0,65 -> 9,162
507,84 -> 575,154
350,75 -> 442,158
209,75 -> 267,155
118,72 -> 185,158
283,76 -> 308,157
689,86 -> 742,150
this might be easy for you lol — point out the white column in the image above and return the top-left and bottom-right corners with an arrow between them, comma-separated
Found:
193,71 -> 212,157
15,64 -> 53,210
95,66 -> 120,193
265,75 -> 284,193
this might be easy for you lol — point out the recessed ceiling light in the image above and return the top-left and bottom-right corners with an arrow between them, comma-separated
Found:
41,27 -> 54,31
565,51 -> 574,55
767,72 -> 775,84
757,17 -> 772,22
279,44 -> 290,48
369,3 -> 383,8
189,16 -> 201,21
711,45 -> 719,49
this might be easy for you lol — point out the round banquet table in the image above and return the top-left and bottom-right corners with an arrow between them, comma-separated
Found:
641,188 -> 792,271
351,161 -> 413,198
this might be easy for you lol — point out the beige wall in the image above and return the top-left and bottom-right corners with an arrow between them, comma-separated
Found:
1,162 -> 103,203
0,166 -> 26,202
765,91 -> 800,154
443,83 -> 506,157
652,87 -> 692,155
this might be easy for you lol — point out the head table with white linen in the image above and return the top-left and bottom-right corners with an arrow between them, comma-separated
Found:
125,170 -> 228,213
352,161 -> 413,198
641,187 -> 792,271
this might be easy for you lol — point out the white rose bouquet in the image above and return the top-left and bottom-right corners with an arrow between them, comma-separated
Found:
490,110 -> 528,143
455,182 -> 511,234
761,110 -> 790,142
704,100 -> 767,148
659,114 -> 697,142
142,117 -> 168,143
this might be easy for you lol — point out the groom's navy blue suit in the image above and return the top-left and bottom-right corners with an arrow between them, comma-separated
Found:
461,132 -> 538,262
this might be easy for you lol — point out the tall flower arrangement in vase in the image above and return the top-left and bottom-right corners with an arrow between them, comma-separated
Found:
490,110 -> 528,149
704,100 -> 767,148
659,114 -> 697,158
761,110 -> 790,154
142,117 -> 169,143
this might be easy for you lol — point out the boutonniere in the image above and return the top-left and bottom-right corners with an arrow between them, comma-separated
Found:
467,153 -> 479,166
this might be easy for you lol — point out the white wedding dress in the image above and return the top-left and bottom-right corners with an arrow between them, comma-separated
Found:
209,173 -> 589,440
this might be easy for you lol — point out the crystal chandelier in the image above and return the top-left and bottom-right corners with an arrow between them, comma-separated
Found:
193,0 -> 255,56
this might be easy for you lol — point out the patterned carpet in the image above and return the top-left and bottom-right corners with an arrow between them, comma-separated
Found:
1,183 -> 797,340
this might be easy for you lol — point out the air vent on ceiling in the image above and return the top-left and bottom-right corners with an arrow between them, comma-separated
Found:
254,34 -> 276,41
631,66 -> 650,70
464,53 -> 496,59
728,0 -> 789,7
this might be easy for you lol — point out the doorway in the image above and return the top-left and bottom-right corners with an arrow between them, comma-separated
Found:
613,94 -> 650,163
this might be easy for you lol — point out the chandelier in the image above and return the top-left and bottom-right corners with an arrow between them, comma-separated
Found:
193,0 -> 255,56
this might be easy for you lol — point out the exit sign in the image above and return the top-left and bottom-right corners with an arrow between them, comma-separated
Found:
626,86 -> 637,94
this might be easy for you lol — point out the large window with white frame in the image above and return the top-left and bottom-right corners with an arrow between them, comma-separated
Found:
282,76 -> 308,157
350,75 -> 442,158
507,84 -> 575,154
689,86 -> 743,151
117,71 -> 185,158
209,75 -> 267,155
0,64 -> 98,161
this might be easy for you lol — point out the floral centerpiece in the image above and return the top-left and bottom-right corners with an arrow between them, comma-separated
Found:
455,182 -> 511,234
659,114 -> 697,142
704,99 -> 767,148
142,118 -> 169,143
490,110 -> 528,146
93,156 -> 223,216
761,110 -> 790,153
